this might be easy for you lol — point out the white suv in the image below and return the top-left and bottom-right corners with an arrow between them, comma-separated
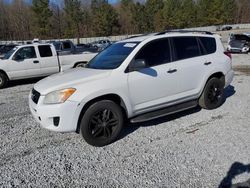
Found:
29,31 -> 234,147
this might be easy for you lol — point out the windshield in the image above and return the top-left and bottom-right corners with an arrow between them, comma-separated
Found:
2,47 -> 18,60
86,42 -> 139,70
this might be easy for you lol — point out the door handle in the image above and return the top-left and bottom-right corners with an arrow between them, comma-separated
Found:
204,62 -> 212,65
167,69 -> 177,73
33,60 -> 39,64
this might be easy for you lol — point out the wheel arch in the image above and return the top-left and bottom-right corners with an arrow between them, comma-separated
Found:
207,72 -> 225,85
199,71 -> 225,98
0,69 -> 9,80
73,61 -> 87,68
76,93 -> 128,133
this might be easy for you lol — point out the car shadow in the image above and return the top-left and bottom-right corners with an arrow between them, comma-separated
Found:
223,85 -> 236,104
5,77 -> 45,89
119,84 -> 236,141
119,106 -> 202,141
219,162 -> 250,188
224,85 -> 236,98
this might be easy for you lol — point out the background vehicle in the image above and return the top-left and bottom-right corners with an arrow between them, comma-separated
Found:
216,25 -> 233,31
0,44 -> 17,59
29,31 -> 234,147
91,40 -> 111,51
52,40 -> 82,54
51,40 -> 99,55
76,43 -> 99,53
243,32 -> 250,37
227,33 -> 250,53
222,25 -> 233,31
0,43 -> 97,88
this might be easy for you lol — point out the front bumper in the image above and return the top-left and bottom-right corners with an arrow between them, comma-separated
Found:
227,46 -> 249,53
225,69 -> 234,88
29,92 -> 81,132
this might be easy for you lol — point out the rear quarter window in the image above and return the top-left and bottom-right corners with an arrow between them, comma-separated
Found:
172,37 -> 200,61
198,37 -> 216,55
38,45 -> 53,57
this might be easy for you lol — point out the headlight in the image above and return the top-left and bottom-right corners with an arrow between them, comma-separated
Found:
44,88 -> 76,104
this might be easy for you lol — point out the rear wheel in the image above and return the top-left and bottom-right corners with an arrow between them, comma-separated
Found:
199,77 -> 224,110
0,72 -> 8,89
75,62 -> 86,68
80,100 -> 124,147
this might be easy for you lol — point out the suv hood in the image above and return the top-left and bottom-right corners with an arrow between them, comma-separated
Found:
35,68 -> 112,95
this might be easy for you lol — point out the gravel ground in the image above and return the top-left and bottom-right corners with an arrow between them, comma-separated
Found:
0,54 -> 250,188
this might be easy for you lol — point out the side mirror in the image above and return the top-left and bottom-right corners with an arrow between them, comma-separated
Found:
131,59 -> 147,71
13,54 -> 23,61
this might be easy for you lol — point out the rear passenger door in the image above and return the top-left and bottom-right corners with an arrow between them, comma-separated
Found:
38,45 -> 59,75
170,36 -> 214,99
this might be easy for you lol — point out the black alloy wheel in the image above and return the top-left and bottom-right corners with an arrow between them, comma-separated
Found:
89,109 -> 119,139
207,82 -> 223,105
80,100 -> 124,147
199,77 -> 224,110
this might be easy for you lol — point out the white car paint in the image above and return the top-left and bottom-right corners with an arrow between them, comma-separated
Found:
0,43 -> 97,81
29,32 -> 234,133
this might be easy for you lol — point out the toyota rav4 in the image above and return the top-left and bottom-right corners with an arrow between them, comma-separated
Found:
29,31 -> 234,147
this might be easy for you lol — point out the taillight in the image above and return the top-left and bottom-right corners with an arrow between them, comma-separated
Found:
224,51 -> 232,60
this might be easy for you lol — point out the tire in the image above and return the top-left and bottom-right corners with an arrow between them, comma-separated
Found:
80,100 -> 124,147
75,62 -> 86,68
0,72 -> 8,89
199,77 -> 224,110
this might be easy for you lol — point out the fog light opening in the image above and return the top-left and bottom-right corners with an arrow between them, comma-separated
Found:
53,117 -> 60,127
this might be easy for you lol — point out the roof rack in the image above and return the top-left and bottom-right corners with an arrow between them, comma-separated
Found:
126,35 -> 144,39
126,32 -> 157,39
155,30 -> 213,36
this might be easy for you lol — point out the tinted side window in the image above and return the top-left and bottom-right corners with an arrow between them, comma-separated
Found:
234,35 -> 250,41
199,37 -> 216,55
14,47 -> 36,60
38,45 -> 53,57
62,42 -> 71,50
172,37 -> 200,60
135,39 -> 171,67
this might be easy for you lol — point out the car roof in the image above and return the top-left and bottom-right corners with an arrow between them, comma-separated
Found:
119,31 -> 216,43
15,43 -> 52,48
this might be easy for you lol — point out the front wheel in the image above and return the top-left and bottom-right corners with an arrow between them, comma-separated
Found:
80,100 -> 124,147
199,77 -> 224,110
0,72 -> 8,89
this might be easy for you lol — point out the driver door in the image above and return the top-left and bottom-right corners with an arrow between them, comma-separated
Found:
127,38 -> 178,114
9,46 -> 40,79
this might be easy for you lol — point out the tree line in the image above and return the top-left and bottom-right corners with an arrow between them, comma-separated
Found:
0,0 -> 250,42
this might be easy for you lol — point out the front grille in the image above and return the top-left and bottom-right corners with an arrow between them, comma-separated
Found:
31,89 -> 40,104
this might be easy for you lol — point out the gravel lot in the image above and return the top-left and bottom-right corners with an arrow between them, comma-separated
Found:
0,54 -> 250,187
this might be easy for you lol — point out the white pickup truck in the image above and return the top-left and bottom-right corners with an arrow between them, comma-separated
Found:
0,43 -> 97,88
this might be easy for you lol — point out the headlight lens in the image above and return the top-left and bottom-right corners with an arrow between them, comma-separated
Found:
44,88 -> 76,104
